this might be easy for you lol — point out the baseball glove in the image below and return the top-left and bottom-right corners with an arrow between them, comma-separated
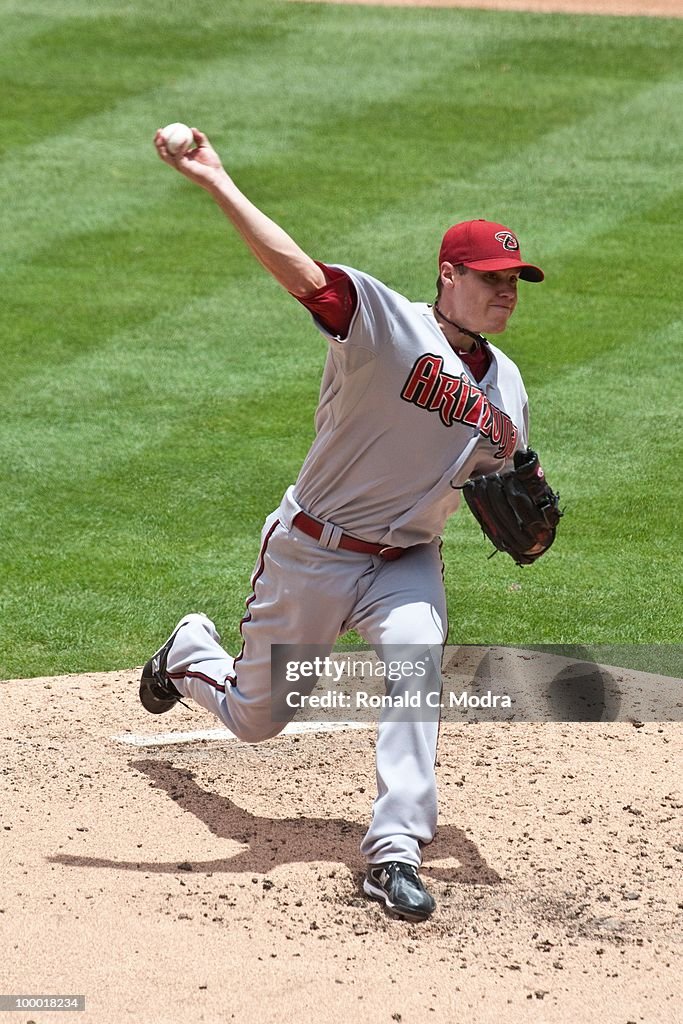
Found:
462,448 -> 562,566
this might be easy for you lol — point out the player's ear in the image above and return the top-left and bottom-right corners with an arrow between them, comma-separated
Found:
439,261 -> 458,291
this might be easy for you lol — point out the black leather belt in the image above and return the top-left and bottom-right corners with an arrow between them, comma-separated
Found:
292,511 -> 405,561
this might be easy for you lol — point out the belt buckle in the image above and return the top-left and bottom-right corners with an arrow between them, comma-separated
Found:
378,545 -> 402,561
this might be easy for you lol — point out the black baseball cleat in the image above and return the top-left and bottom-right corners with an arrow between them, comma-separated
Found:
139,621 -> 188,715
363,861 -> 436,922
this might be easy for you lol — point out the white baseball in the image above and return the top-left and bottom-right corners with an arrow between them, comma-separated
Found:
160,122 -> 194,157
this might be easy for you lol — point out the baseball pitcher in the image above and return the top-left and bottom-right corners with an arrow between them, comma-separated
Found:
141,126 -> 560,921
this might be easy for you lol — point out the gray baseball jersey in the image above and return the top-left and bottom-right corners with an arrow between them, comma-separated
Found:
291,266 -> 529,547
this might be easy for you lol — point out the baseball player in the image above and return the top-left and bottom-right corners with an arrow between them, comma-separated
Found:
142,126 -> 544,922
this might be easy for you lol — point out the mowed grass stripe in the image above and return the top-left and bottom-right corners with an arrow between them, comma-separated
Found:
0,6 -> 509,265
0,1 -> 330,153
1,188 -> 677,507
529,316 -> 682,518
0,285 -> 322,491
3,9 -> 679,288
3,59 -> 680,387
8,310 -> 680,534
2,4 -> 681,673
2,6 -> 678,263
1,301 -> 679,671
1,219 -> 679,472
320,76 -> 682,300
3,67 -> 679,414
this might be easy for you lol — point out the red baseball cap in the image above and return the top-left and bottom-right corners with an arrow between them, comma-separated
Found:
439,219 -> 544,282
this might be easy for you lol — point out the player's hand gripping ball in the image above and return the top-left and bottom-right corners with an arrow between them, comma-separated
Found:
160,122 -> 194,157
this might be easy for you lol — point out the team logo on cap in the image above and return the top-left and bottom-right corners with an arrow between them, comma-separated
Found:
494,231 -> 519,252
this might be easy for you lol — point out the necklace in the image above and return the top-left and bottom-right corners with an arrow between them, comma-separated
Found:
432,303 -> 487,350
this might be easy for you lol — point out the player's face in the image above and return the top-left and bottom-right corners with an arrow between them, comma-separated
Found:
446,266 -> 520,334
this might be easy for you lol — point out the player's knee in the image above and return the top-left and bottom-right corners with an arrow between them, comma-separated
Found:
379,624 -> 445,650
381,605 -> 446,648
230,718 -> 288,744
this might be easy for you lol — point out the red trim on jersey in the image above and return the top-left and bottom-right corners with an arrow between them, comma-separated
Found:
295,263 -> 491,381
229,517 -> 282,685
293,262 -> 357,337
457,342 -> 491,382
166,668 -> 227,694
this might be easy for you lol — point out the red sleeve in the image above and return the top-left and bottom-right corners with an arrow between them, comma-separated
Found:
293,262 -> 358,338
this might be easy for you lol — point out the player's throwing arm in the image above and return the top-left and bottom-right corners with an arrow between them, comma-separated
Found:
154,124 -> 325,296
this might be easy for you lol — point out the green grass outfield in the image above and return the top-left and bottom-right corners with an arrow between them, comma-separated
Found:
1,0 -> 681,678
